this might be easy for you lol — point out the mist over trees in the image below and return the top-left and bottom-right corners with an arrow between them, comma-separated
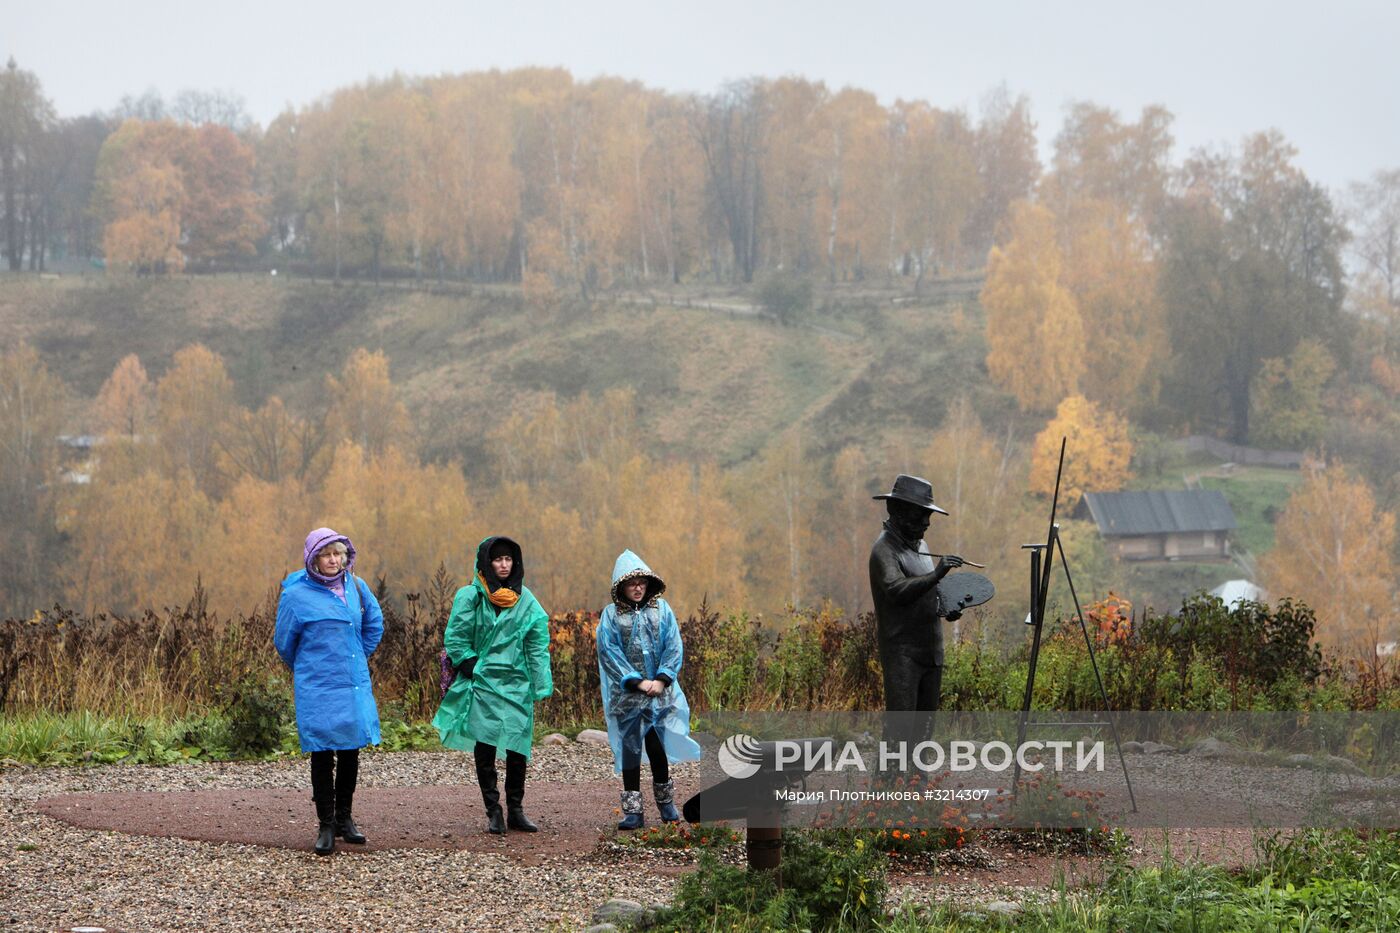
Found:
3,58 -> 1399,652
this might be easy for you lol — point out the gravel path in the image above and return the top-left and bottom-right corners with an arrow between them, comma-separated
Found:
4,744 -> 1357,931
2,746 -> 690,932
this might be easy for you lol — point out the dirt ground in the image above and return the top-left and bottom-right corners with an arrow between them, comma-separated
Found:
35,777 -> 1261,879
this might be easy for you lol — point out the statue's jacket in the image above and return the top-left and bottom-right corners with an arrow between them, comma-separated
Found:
868,524 -> 946,665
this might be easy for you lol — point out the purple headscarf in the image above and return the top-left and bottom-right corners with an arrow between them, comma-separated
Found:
303,527 -> 356,600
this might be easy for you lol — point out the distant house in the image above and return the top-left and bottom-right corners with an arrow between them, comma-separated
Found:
1076,490 -> 1237,561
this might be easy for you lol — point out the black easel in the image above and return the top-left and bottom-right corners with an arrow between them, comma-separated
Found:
1012,438 -> 1137,812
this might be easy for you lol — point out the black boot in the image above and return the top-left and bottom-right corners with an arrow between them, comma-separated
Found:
505,753 -> 538,833
314,797 -> 336,856
335,793 -> 367,844
334,750 -> 366,844
477,762 -> 505,834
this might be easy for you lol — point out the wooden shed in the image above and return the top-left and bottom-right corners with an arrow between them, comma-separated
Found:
1076,490 -> 1237,561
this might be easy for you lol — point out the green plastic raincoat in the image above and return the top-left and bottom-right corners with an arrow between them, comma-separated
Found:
432,536 -> 553,759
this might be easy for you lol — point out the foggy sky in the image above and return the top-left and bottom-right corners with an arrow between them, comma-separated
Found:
9,0 -> 1396,194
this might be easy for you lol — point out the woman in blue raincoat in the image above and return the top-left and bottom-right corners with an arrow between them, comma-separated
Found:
274,527 -> 384,856
433,536 -> 552,835
596,550 -> 701,829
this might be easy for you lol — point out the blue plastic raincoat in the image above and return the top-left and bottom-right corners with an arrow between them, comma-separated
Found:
274,529 -> 384,752
433,536 -> 553,760
596,550 -> 702,773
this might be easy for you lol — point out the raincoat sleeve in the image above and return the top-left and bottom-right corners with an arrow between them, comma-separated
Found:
274,593 -> 300,668
442,585 -> 479,667
523,597 -> 553,701
355,576 -> 385,656
596,606 -> 644,690
655,600 -> 683,685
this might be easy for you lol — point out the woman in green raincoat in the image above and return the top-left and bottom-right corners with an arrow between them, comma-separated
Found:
433,536 -> 552,834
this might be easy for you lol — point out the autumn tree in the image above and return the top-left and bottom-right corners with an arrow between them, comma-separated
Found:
296,80 -> 406,281
1057,198 -> 1165,412
1345,168 -> 1400,350
178,123 -> 264,265
94,119 -> 263,271
169,88 -> 252,132
964,86 -> 1040,261
1160,132 -> 1346,440
821,89 -> 888,280
636,95 -> 704,284
94,120 -> 186,272
1260,461 -> 1397,651
0,344 -> 65,615
206,476 -> 310,612
256,110 -> 303,255
1030,395 -> 1133,508
981,201 -> 1084,410
219,396 -> 330,485
760,78 -> 825,273
510,74 -> 636,299
93,354 -> 154,439
692,79 -> 769,282
46,115 -> 112,265
155,344 -> 236,495
894,102 -> 980,289
1044,102 -> 1174,230
63,469 -> 213,613
917,397 -> 1035,641
411,73 -> 519,278
320,440 -> 474,595
324,348 -> 412,455
479,388 -> 746,613
0,57 -> 55,270
1249,338 -> 1336,449
814,444 -> 882,614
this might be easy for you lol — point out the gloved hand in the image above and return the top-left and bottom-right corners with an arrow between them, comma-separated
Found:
456,656 -> 478,680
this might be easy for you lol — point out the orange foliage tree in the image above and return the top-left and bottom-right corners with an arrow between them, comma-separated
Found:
981,201 -> 1084,410
324,348 -> 413,454
95,120 -> 262,272
320,441 -> 475,596
1030,395 -> 1133,508
1056,199 -> 1164,413
1259,461 -> 1398,652
63,470 -> 214,614
155,344 -> 236,496
92,354 -> 154,439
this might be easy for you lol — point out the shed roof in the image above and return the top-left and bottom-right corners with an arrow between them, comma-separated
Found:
1079,489 -> 1237,536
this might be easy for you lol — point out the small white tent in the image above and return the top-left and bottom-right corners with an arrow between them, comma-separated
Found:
1209,579 -> 1266,608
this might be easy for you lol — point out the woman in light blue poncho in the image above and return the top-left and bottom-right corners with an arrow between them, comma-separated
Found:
596,549 -> 701,830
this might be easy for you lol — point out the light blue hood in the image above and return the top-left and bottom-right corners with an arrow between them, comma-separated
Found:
610,549 -> 666,608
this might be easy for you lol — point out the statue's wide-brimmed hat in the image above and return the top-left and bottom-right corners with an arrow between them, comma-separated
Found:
873,474 -> 949,515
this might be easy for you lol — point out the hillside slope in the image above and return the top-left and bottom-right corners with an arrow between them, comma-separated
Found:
0,276 -> 1000,471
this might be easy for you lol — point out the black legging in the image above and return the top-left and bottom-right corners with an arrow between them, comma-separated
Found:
621,727 -> 669,791
473,742 -> 527,784
310,748 -> 359,803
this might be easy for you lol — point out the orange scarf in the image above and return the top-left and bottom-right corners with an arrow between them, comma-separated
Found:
478,571 -> 520,609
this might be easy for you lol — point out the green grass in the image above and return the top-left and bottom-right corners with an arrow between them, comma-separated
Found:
0,708 -> 444,767
1200,468 -> 1303,556
882,831 -> 1400,932
0,710 -> 244,766
648,828 -> 1400,931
